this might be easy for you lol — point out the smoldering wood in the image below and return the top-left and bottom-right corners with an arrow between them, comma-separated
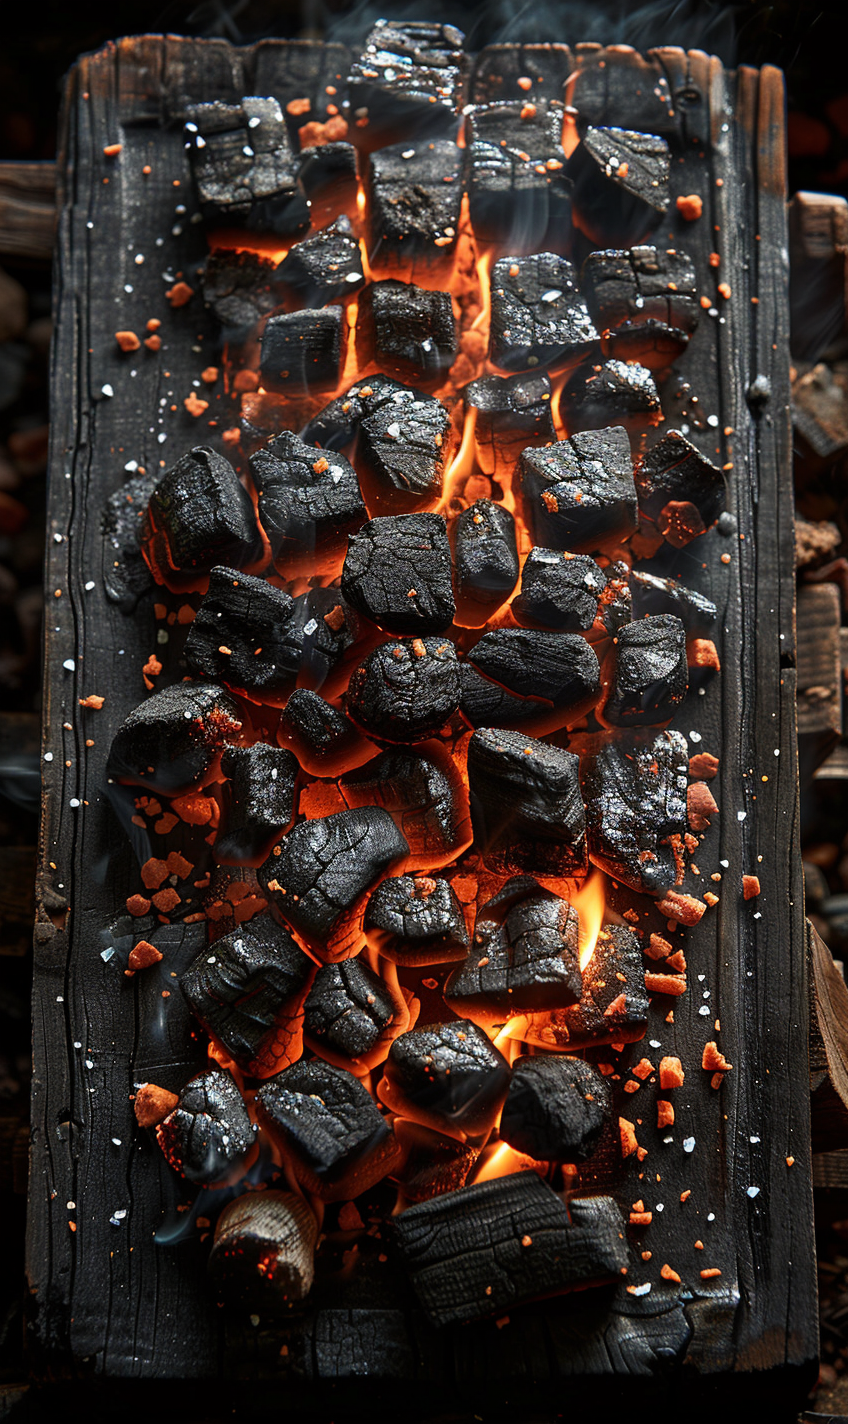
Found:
278,688 -> 368,776
367,140 -> 463,263
356,390 -> 453,505
452,498 -> 519,616
303,958 -> 399,1067
300,372 -> 416,451
460,627 -> 601,732
273,216 -> 364,306
514,923 -> 649,1051
567,126 -> 670,247
563,358 -> 661,434
260,306 -> 346,392
465,371 -> 555,450
391,1119 -> 478,1201
466,99 -> 570,253
208,1190 -> 318,1312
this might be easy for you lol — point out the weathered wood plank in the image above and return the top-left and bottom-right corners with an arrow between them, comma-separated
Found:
0,161 -> 56,260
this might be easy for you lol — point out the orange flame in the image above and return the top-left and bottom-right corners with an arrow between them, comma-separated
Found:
573,869 -> 607,971
470,249 -> 494,335
439,405 -> 478,511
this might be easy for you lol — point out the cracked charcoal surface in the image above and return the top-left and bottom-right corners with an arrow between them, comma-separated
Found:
512,549 -> 606,631
347,20 -> 467,150
357,392 -> 452,504
185,97 -> 309,233
300,373 -> 420,451
466,371 -> 555,446
564,358 -> 660,433
453,499 -> 519,612
260,307 -> 345,392
364,279 -> 457,376
216,743 -> 299,863
183,567 -> 296,700
519,426 -> 637,552
201,247 -> 277,341
489,253 -> 598,372
346,637 -> 461,742
365,874 -> 469,965
470,43 -> 573,103
518,924 -> 649,1050
257,1059 -> 400,1200
630,569 -> 717,632
142,447 -> 262,587
567,126 -> 670,247
251,429 -> 365,565
303,959 -> 398,1064
278,587 -> 360,691
278,689 -> 365,775
339,748 -> 467,864
368,140 -> 463,260
635,428 -> 725,529
463,629 -> 600,722
107,680 -> 242,795
444,878 -> 582,1028
601,613 -> 688,727
392,1119 -> 478,1200
581,245 -> 698,365
273,216 -> 364,306
378,1019 -> 510,1139
581,728 -> 688,895
180,921 -> 314,1076
466,99 -> 571,252
467,728 -> 586,876
499,1056 -> 612,1163
101,470 -> 158,610
258,807 -> 408,958
341,512 -> 455,634
156,1069 -> 256,1185
598,559 -> 633,634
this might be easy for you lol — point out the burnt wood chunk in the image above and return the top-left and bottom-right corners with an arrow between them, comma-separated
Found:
101,470 -> 158,611
378,1019 -> 510,1139
392,1174 -> 628,1327
250,430 -> 365,566
300,372 -> 412,450
258,808 -> 408,960
341,513 -> 455,634
180,920 -> 315,1077
635,429 -> 725,536
368,140 -> 463,262
567,126 -> 670,246
303,959 -> 402,1069
365,874 -> 469,965
107,680 -> 242,795
155,1069 -> 257,1186
489,253 -> 598,372
363,279 -> 457,376
582,728 -> 689,894
471,43 -> 572,104
500,1055 -> 612,1162
466,372 -> 555,461
581,245 -> 698,366
201,247 -> 277,341
466,99 -> 571,251
216,744 -> 299,864
257,1059 -> 400,1201
630,570 -> 717,632
358,390 -> 452,505
515,924 -> 648,1050
273,217 -> 364,306
183,568 -> 295,701
347,21 -> 467,150
519,426 -> 637,552
278,689 -> 365,776
600,614 -> 688,727
185,97 -> 308,234
142,447 -> 262,590
513,549 -> 607,630
453,499 -> 519,615
461,629 -> 600,731
564,358 -> 661,433
444,878 -> 582,1029
467,728 -> 586,876
346,638 -> 461,743
391,1119 -> 478,1201
208,1190 -> 318,1310
260,307 -> 345,392
339,749 -> 469,866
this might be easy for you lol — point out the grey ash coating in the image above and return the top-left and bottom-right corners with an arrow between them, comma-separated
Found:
342,513 -> 455,634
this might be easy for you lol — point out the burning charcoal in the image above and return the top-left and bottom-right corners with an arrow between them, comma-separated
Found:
142,447 -> 262,590
108,680 -> 242,795
489,253 -> 598,372
461,629 -> 600,732
258,808 -> 408,960
260,307 -> 345,392
393,1173 -> 628,1328
303,958 -> 408,1070
391,1119 -> 478,1201
377,1020 -> 510,1139
346,638 -> 461,743
280,587 -> 359,691
563,359 -> 661,434
453,500 -> 519,619
635,429 -> 725,537
347,20 -> 467,151
599,614 -> 688,728
513,549 -> 607,631
273,217 -> 364,306
467,729 -> 586,876
341,513 -> 455,634
216,744 -> 298,864
278,689 -> 368,776
597,559 -> 632,635
470,43 -> 573,104
466,100 -> 571,252
519,426 -> 637,552
581,729 -> 689,895
256,1059 -> 401,1201
358,390 -> 453,507
500,1056 -> 611,1163
296,141 -> 358,203
185,97 -> 308,234
581,246 -> 699,367
368,140 -> 463,262
514,924 -> 648,1050
630,570 -> 717,633
183,568 -> 297,703
339,748 -> 470,867
180,919 -> 315,1077
101,470 -> 158,611
567,126 -> 670,247
362,280 -> 457,377
201,247 -> 277,341
444,878 -> 582,1030
299,373 -> 412,451
365,874 -> 469,965
250,430 -> 365,567
208,1190 -> 318,1309
156,1068 -> 257,1186
466,372 -> 555,459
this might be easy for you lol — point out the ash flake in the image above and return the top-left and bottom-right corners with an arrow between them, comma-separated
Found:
101,384 -> 114,398
698,1005 -> 710,1016
100,948 -> 114,962
683,1137 -> 696,1153
737,811 -> 747,822
84,581 -> 95,591
110,1208 -> 128,1226
629,1282 -> 652,1296
63,658 -> 75,672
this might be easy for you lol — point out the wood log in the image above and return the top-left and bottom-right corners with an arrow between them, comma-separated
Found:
0,161 -> 56,261
788,190 -> 848,361
797,583 -> 842,779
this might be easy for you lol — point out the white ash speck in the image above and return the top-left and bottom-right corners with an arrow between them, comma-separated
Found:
629,1282 -> 652,1296
655,1203 -> 664,1212
698,1005 -> 710,1016
43,752 -> 53,762
662,1134 -> 674,1144
746,1186 -> 760,1198
683,1137 -> 696,1153
100,949 -> 114,963
689,730 -> 702,743
707,1213 -> 715,1221
157,629 -> 169,645
111,1137 -> 122,1146
750,1135 -> 760,1143
101,384 -> 114,398
649,1040 -> 662,1049
737,811 -> 747,821
63,658 -> 75,671
303,618 -> 318,636
720,859 -> 729,868
67,1201 -> 75,1210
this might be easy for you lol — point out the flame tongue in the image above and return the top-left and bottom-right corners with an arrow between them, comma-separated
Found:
574,869 -> 606,971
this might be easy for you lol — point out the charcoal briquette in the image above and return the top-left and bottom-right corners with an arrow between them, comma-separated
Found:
630,569 -> 717,633
512,549 -> 607,631
339,747 -> 470,867
201,247 -> 277,342
377,1019 -> 510,1140
250,429 -> 365,567
216,743 -> 299,864
635,428 -> 725,534
489,253 -> 597,372
260,307 -> 345,392
467,728 -> 586,876
185,97 -> 309,234
142,446 -> 262,590
453,499 -> 519,616
581,245 -> 698,367
365,874 -> 469,965
273,216 -> 364,306
362,279 -> 457,378
347,20 -> 467,151
108,680 -> 242,795
581,728 -> 689,895
346,637 -> 461,743
300,372 -> 412,451
515,924 -> 649,1051
519,425 -> 637,552
499,1055 -> 611,1163
296,141 -> 358,202
303,959 -> 403,1069
391,1119 -> 478,1201
470,43 -> 573,104
367,140 -> 463,262
466,371 -> 555,458
466,99 -> 571,252
184,568 -> 296,702
358,389 -> 453,506
461,628 -> 600,732
564,359 -> 661,434
156,1068 -> 257,1185
567,126 -> 670,247
278,689 -> 367,775
101,470 -> 158,611
599,613 -> 688,728
341,512 -> 455,634
280,587 -> 360,691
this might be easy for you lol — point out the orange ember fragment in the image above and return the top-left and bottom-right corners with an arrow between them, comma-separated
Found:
676,193 -> 703,220
708,252 -> 720,268
689,637 -> 720,671
222,427 -> 240,446
659,1056 -> 685,1089
286,97 -> 311,115
233,369 -> 259,392
680,1190 -> 691,1202
666,950 -> 686,973
134,1083 -> 179,1128
184,392 -> 209,417
517,76 -> 533,90
166,851 -> 193,879
646,933 -> 673,961
143,653 -> 162,679
165,281 -> 193,308
604,993 -> 627,1016
78,694 -> 105,709
140,857 -> 169,890
155,812 -> 179,835
146,318 -> 161,332
700,1268 -> 722,1279
644,972 -> 687,996
126,894 -> 151,917
128,940 -> 163,971
103,142 -> 122,157
632,1058 -> 654,1081
660,1264 -> 681,1283
689,751 -> 719,779
144,333 -> 162,351
695,1240 -> 704,1250
702,1041 -> 732,1073
520,103 -> 537,120
657,1100 -> 675,1128
619,1117 -> 639,1158
313,456 -> 330,474
201,366 -> 219,384
541,489 -> 558,512
717,282 -> 731,299
629,1211 -> 653,1226
743,875 -> 761,899
299,115 -> 349,147
115,330 -> 140,352
152,887 -> 180,913
703,891 -> 719,907
688,781 -> 719,831
656,891 -> 705,925
658,500 -> 706,547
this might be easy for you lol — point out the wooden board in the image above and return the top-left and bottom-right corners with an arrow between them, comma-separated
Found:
28,36 -> 817,1416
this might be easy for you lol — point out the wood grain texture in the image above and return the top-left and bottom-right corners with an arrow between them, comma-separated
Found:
27,35 -> 816,1413
0,161 -> 56,260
